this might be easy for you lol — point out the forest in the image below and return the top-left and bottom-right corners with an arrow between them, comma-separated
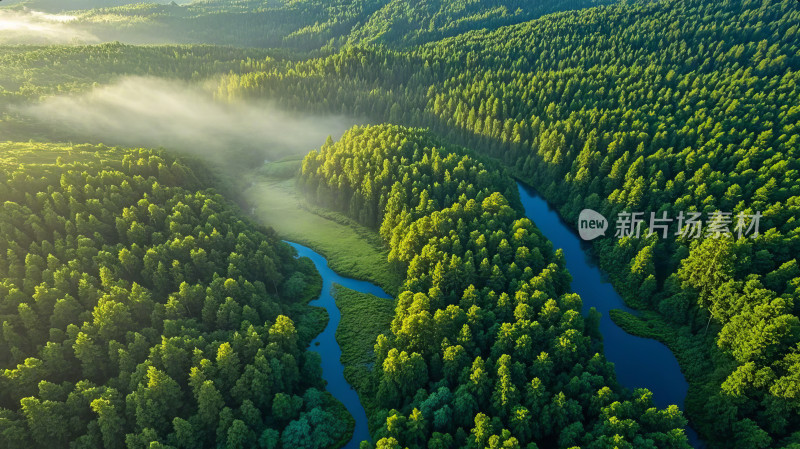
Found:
216,0 -> 800,446
0,144 -> 352,448
1,0 -> 798,448
299,124 -> 690,448
71,0 -> 610,50
0,43 -> 276,104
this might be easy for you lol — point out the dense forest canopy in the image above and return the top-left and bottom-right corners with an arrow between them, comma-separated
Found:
0,0 -> 609,49
1,0 -> 798,448
299,124 -> 691,449
216,0 -> 800,447
0,144 -> 351,448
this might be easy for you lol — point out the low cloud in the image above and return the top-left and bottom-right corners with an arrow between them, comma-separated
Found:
20,76 -> 355,169
0,9 -> 99,44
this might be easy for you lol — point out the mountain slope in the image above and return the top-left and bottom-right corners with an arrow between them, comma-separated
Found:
217,0 -> 800,446
68,0 -> 607,49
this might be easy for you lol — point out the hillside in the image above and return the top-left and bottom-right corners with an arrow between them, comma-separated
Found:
218,0 -> 800,446
1,0 -> 137,11
0,0 -> 798,447
299,124 -> 691,448
0,143 -> 351,449
65,0 -> 607,49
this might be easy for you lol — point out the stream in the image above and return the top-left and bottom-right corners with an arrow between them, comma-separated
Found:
286,241 -> 391,449
517,182 -> 705,448
286,181 -> 706,448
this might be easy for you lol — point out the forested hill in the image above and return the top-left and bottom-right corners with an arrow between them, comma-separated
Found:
299,124 -> 691,448
66,0 -> 608,50
0,43 -> 279,147
2,0 -> 798,447
0,144 -> 352,448
0,44 -> 275,104
342,0 -> 612,48
217,0 -> 800,447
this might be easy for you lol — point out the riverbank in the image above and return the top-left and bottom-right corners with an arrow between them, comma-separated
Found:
287,241 -> 393,448
244,164 -> 403,295
249,159 -> 705,447
609,309 -> 730,447
245,162 -> 402,447
511,175 -> 722,447
333,285 -> 396,432
279,241 -> 359,449
516,182 -> 706,448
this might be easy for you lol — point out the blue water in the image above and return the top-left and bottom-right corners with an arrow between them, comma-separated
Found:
286,184 -> 705,448
286,241 -> 391,448
516,183 -> 705,448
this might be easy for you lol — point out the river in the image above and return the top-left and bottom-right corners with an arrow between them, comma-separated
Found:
516,182 -> 705,448
286,241 -> 391,449
286,182 -> 705,448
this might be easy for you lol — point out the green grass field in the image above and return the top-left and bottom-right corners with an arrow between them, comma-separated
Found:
244,163 -> 403,295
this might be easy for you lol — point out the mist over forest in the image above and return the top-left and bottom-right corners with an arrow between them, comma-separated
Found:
0,9 -> 99,44
0,1 -> 161,12
19,76 -> 356,169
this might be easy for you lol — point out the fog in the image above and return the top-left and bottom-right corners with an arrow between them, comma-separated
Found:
20,77 -> 356,170
0,10 -> 99,44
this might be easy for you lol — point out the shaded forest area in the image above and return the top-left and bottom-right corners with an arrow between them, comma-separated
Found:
69,0 -> 610,50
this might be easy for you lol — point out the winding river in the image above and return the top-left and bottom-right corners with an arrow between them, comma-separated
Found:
286,241 -> 391,449
517,182 -> 704,448
286,182 -> 705,448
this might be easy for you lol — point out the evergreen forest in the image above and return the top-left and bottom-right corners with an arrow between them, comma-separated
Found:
1,0 -> 798,448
